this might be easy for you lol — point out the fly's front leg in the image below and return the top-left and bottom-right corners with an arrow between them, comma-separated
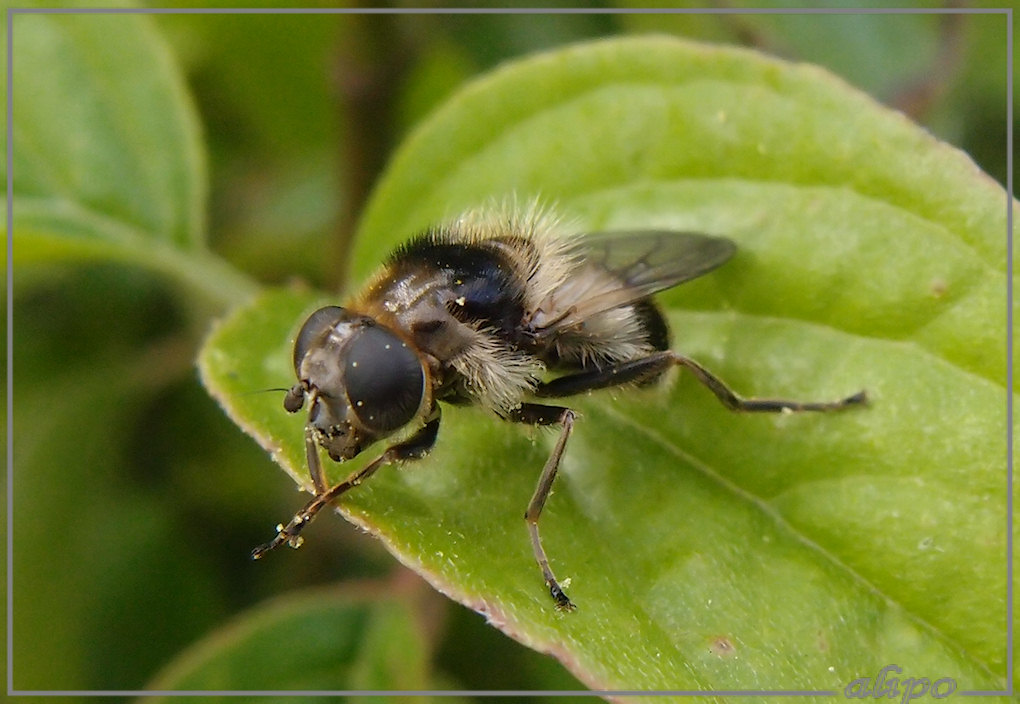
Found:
252,411 -> 442,560
507,403 -> 577,611
536,350 -> 866,412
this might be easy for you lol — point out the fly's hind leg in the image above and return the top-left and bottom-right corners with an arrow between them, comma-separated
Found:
252,410 -> 442,560
535,350 -> 867,412
507,403 -> 577,611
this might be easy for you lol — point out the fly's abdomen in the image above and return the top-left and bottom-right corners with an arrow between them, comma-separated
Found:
630,299 -> 670,352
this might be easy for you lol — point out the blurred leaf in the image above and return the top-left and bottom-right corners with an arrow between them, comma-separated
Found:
155,11 -> 345,286
143,585 -> 449,698
8,11 -> 261,691
201,37 -> 1011,691
10,12 -> 202,246
156,11 -> 340,158
12,313 -> 224,689
9,11 -> 255,305
394,40 -> 478,136
931,4 -> 1009,186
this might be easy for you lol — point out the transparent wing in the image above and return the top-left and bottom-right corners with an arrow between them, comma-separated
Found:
535,231 -> 736,332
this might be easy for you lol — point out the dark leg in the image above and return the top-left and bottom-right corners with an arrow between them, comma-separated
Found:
252,411 -> 442,560
507,403 -> 577,611
536,350 -> 867,412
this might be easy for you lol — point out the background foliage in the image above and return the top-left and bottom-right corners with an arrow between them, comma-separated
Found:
6,2 -> 1013,699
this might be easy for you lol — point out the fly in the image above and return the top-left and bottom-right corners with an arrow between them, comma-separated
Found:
252,205 -> 866,611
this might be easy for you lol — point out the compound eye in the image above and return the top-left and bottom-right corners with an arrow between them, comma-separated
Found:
293,306 -> 347,373
345,325 -> 424,433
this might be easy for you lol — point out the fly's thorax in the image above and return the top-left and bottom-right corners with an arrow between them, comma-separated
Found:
288,306 -> 431,461
357,251 -> 521,365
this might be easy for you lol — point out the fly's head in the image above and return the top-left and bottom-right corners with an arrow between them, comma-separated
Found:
286,306 -> 428,461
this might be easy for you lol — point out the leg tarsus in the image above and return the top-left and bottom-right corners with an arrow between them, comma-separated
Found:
549,579 -> 576,611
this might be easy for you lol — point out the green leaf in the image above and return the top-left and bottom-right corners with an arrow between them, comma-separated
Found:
143,585 -> 444,698
10,11 -> 203,244
9,11 -> 256,306
200,37 -> 1010,691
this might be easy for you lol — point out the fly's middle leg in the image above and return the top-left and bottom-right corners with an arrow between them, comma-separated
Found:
507,403 -> 578,611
